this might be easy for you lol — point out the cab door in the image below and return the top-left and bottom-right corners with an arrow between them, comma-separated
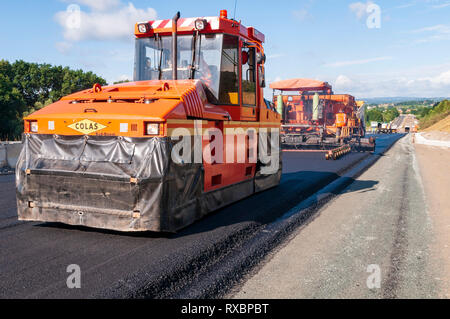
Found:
240,42 -> 257,121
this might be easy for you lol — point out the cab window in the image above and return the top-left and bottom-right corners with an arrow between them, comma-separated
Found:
218,35 -> 239,105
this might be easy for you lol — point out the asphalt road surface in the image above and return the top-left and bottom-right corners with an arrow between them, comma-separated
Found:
233,135 -> 439,298
391,115 -> 405,130
0,134 -> 401,298
395,114 -> 418,132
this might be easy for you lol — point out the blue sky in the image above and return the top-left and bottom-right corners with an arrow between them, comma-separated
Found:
1,0 -> 450,98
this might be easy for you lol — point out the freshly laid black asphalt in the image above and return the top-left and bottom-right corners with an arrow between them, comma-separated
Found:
0,134 -> 402,298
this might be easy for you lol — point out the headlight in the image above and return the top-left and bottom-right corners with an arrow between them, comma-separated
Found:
138,23 -> 148,33
194,19 -> 207,31
145,123 -> 160,136
30,121 -> 38,133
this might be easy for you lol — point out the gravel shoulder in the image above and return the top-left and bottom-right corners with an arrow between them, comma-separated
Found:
420,131 -> 450,141
232,135 -> 437,299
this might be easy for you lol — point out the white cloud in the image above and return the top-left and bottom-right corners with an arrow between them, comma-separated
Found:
412,24 -> 450,33
331,69 -> 450,98
349,2 -> 367,19
424,70 -> 450,86
394,2 -> 416,9
324,56 -> 393,67
270,76 -> 282,83
411,24 -> 450,43
349,1 -> 375,19
334,75 -> 354,91
55,1 -> 157,42
117,74 -> 131,82
432,1 -> 450,9
62,0 -> 121,12
293,9 -> 310,21
55,41 -> 73,55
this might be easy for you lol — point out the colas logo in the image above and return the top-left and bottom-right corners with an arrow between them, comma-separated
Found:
68,119 -> 107,134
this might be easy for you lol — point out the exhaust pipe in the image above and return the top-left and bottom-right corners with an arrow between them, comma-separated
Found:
172,11 -> 180,80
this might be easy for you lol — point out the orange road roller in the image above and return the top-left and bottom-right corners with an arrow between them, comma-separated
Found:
16,10 -> 282,232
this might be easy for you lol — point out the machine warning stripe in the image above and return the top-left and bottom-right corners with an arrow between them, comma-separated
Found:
167,127 -> 280,136
166,119 -> 208,125
150,17 -> 220,30
166,120 -> 280,131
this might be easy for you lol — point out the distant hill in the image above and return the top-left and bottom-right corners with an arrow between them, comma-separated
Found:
361,97 -> 447,104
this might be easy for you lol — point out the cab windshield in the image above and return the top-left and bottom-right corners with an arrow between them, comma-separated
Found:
135,34 -> 224,101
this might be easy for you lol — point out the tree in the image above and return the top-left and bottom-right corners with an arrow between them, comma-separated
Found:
0,60 -> 26,140
11,61 -> 107,108
383,108 -> 399,122
366,108 -> 384,123
419,100 -> 450,129
113,79 -> 130,84
418,107 -> 431,118
1,60 -> 107,140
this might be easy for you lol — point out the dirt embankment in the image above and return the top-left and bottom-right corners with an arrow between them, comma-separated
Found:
423,115 -> 450,133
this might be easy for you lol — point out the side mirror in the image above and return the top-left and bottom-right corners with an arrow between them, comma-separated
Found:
242,51 -> 249,65
256,52 -> 266,64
